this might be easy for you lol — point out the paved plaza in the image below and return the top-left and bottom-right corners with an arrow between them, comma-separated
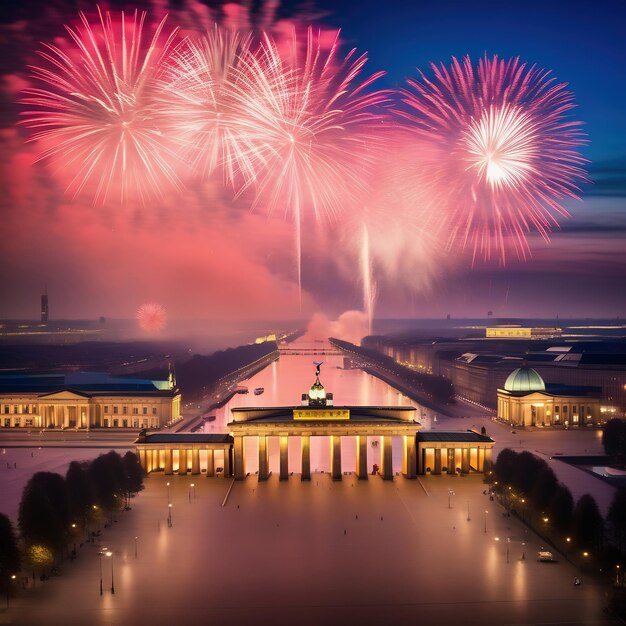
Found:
1,472 -> 619,626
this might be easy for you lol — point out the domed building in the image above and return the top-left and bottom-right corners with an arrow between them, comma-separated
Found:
497,366 -> 601,427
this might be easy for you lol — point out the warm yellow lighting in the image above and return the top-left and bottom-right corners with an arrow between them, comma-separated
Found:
11,575 -> 16,580
521,499 -> 525,503
71,523 -> 76,528
583,551 -> 589,557
190,483 -> 195,487
168,503 -> 172,508
495,537 -> 500,541
543,517 -> 549,523
105,551 -> 112,557
566,537 -> 571,542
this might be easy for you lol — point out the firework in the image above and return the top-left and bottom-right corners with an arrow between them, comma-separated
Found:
161,25 -> 259,186
137,302 -> 167,332
21,8 -> 181,205
227,27 -> 388,306
400,55 -> 587,263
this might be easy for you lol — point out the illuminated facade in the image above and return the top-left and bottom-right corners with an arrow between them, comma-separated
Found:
0,372 -> 181,429
135,365 -> 495,479
497,366 -> 601,427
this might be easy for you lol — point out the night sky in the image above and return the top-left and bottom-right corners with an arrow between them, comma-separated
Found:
0,0 -> 625,323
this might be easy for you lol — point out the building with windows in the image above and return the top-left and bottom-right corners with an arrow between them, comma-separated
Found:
0,371 -> 181,429
497,366 -> 601,427
135,364 -> 495,479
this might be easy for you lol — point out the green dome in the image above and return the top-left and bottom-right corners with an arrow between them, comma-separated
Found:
504,367 -> 545,392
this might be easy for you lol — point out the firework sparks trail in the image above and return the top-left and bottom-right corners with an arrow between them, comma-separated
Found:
359,223 -> 376,336
400,55 -> 587,263
227,27 -> 388,307
21,7 -> 181,205
137,302 -> 167,332
161,25 -> 260,186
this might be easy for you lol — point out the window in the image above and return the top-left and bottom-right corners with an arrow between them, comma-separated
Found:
3,405 -> 9,414
123,406 -> 128,415
555,406 -> 559,413
104,406 -> 109,413
113,406 -> 118,414
143,407 -> 147,415
573,405 -> 577,413
133,408 -> 138,415
563,406 -> 568,413
152,407 -> 157,415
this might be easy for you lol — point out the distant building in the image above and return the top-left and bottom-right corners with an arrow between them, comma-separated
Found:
485,326 -> 561,339
497,366 -> 601,427
0,372 -> 181,429
41,293 -> 49,323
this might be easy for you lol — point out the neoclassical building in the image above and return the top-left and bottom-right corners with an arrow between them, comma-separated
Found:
497,366 -> 601,427
135,365 -> 495,479
0,371 -> 181,429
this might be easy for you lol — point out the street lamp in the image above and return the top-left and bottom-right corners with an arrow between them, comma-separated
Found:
166,482 -> 171,505
190,483 -> 196,502
484,510 -> 488,534
448,490 -> 455,509
168,503 -> 173,528
5,574 -> 16,609
98,551 -> 104,595
134,536 -> 138,559
616,564 -> 621,586
105,551 -> 114,594
467,501 -> 471,521
507,537 -> 511,563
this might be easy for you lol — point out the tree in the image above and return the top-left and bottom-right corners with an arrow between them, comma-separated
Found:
0,513 -> 21,593
122,451 -> 144,508
608,489 -> 626,554
573,494 -> 604,551
66,461 -> 95,532
494,448 -> 518,486
511,451 -> 545,496
28,545 -> 54,576
531,466 -> 559,511
89,451 -> 126,515
548,484 -> 574,535
603,419 -> 625,462
18,472 -> 70,555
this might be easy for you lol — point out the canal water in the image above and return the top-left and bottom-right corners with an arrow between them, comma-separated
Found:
199,342 -> 434,474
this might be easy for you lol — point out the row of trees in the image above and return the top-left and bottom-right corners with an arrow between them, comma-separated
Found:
603,418 -> 626,466
0,451 -> 144,586
493,448 -> 626,570
137,341 -> 279,400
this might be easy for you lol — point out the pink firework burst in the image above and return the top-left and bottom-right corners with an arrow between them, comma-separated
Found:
21,7 -> 181,205
160,24 -> 258,186
137,303 -> 167,332
227,27 -> 388,304
400,55 -> 587,263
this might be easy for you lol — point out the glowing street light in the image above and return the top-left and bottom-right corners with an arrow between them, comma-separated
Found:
105,551 -> 114,594
5,574 -> 16,609
166,482 -> 171,505
168,503 -> 173,528
448,490 -> 455,509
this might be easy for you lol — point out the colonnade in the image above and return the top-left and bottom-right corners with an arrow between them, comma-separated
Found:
137,446 -> 232,477
417,445 -> 492,474
233,434 -> 417,481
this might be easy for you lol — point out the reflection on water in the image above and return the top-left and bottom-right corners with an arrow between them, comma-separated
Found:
200,343 -> 431,474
